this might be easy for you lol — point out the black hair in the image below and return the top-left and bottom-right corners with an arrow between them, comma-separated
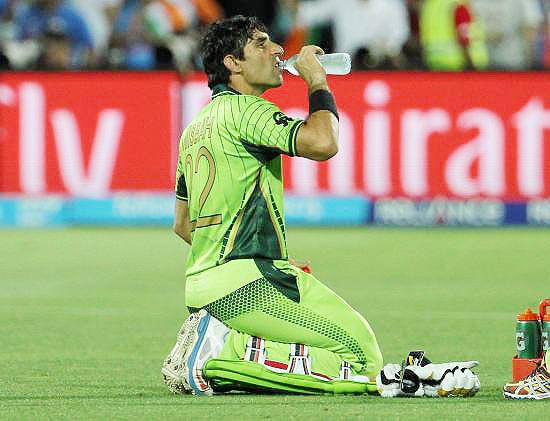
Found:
200,15 -> 267,89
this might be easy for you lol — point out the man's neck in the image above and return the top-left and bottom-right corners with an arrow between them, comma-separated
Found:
228,79 -> 264,97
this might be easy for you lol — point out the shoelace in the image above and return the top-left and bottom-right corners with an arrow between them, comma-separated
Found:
521,366 -> 550,393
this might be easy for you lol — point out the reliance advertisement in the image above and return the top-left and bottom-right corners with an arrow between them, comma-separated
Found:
1,71 -> 550,226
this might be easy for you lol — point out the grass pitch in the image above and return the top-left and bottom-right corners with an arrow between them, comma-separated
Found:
2,227 -> 549,419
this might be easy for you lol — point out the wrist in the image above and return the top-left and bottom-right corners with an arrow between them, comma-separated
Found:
309,89 -> 339,120
307,77 -> 328,93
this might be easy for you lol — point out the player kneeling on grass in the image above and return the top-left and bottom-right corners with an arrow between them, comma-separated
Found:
161,15 -> 480,397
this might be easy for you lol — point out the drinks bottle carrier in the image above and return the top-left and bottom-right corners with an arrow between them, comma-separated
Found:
511,298 -> 550,381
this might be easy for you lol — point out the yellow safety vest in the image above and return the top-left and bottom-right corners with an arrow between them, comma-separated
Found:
420,0 -> 488,70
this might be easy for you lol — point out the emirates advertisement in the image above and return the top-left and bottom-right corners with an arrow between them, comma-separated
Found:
1,71 -> 550,226
183,72 -> 550,201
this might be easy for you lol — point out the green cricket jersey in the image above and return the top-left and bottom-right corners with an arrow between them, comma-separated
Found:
175,84 -> 304,276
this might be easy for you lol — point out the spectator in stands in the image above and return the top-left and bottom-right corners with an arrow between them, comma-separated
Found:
402,0 -> 424,69
0,0 -> 10,68
108,0 -> 221,71
107,0 -> 154,69
543,0 -> 550,68
37,16 -> 73,69
71,0 -> 121,61
0,0 -> 12,37
141,0 -> 221,71
216,0 -> 277,29
13,0 -> 95,69
272,0 -> 332,57
0,50 -> 8,69
419,0 -> 488,71
286,0 -> 410,69
470,0 -> 543,70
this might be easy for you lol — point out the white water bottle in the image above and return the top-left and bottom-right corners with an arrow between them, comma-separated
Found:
280,53 -> 351,76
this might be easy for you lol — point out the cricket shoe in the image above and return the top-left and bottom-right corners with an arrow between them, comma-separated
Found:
161,309 -> 229,395
503,353 -> 550,400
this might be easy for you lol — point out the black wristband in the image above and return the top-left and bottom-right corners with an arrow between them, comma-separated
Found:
309,89 -> 339,120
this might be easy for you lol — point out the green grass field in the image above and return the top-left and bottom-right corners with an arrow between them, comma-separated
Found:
2,227 -> 549,419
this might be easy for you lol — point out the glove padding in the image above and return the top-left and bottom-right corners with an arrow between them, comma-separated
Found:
408,361 -> 480,397
377,363 -> 425,397
376,351 -> 480,398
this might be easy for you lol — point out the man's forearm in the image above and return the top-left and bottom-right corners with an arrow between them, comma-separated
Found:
173,222 -> 192,245
306,78 -> 329,95
176,231 -> 192,245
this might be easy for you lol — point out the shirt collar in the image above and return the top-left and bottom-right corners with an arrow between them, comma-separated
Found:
212,84 -> 241,98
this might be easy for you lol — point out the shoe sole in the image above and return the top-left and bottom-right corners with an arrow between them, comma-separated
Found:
503,391 -> 550,400
161,313 -> 202,393
186,312 -> 212,395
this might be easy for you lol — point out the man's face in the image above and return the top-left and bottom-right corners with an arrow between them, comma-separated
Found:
42,37 -> 71,70
237,30 -> 284,91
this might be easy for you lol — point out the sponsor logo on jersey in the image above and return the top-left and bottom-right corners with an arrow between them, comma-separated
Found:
272,111 -> 293,127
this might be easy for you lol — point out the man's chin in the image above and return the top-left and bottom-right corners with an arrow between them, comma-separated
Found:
257,77 -> 283,94
267,77 -> 284,88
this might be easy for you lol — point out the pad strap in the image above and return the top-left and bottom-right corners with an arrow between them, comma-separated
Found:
288,343 -> 311,375
340,361 -> 352,380
244,336 -> 266,365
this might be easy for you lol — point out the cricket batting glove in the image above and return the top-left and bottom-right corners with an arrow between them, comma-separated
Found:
376,362 -> 425,397
376,351 -> 480,398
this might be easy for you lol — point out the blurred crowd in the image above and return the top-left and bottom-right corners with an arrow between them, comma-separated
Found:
1,0 -> 550,72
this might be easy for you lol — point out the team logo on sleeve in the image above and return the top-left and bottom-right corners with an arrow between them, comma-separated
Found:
272,112 -> 293,127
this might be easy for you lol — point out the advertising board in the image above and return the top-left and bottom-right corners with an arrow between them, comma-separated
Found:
1,71 -> 550,226
0,72 -> 180,195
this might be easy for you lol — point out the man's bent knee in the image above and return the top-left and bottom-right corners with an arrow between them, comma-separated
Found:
365,345 -> 383,380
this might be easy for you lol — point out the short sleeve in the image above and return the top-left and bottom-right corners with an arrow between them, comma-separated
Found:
238,97 -> 304,157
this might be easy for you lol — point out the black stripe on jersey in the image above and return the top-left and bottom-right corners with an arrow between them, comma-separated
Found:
259,110 -> 293,151
287,120 -> 304,156
211,101 -> 236,220
219,210 -> 240,261
253,258 -> 300,303
176,173 -> 188,199
223,178 -> 283,262
239,99 -> 264,133
217,99 -> 237,179
219,99 -> 245,171
190,214 -> 222,231
240,139 -> 282,163
229,96 -> 238,127
219,170 -> 258,262
267,183 -> 286,242
265,117 -> 279,146
249,105 -> 274,146
243,102 -> 269,138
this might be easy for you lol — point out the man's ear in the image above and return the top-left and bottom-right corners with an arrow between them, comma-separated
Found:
223,54 -> 242,74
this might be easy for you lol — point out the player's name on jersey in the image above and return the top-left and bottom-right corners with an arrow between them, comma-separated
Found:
182,116 -> 216,150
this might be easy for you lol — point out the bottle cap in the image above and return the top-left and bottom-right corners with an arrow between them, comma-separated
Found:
539,298 -> 550,319
517,308 -> 539,321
